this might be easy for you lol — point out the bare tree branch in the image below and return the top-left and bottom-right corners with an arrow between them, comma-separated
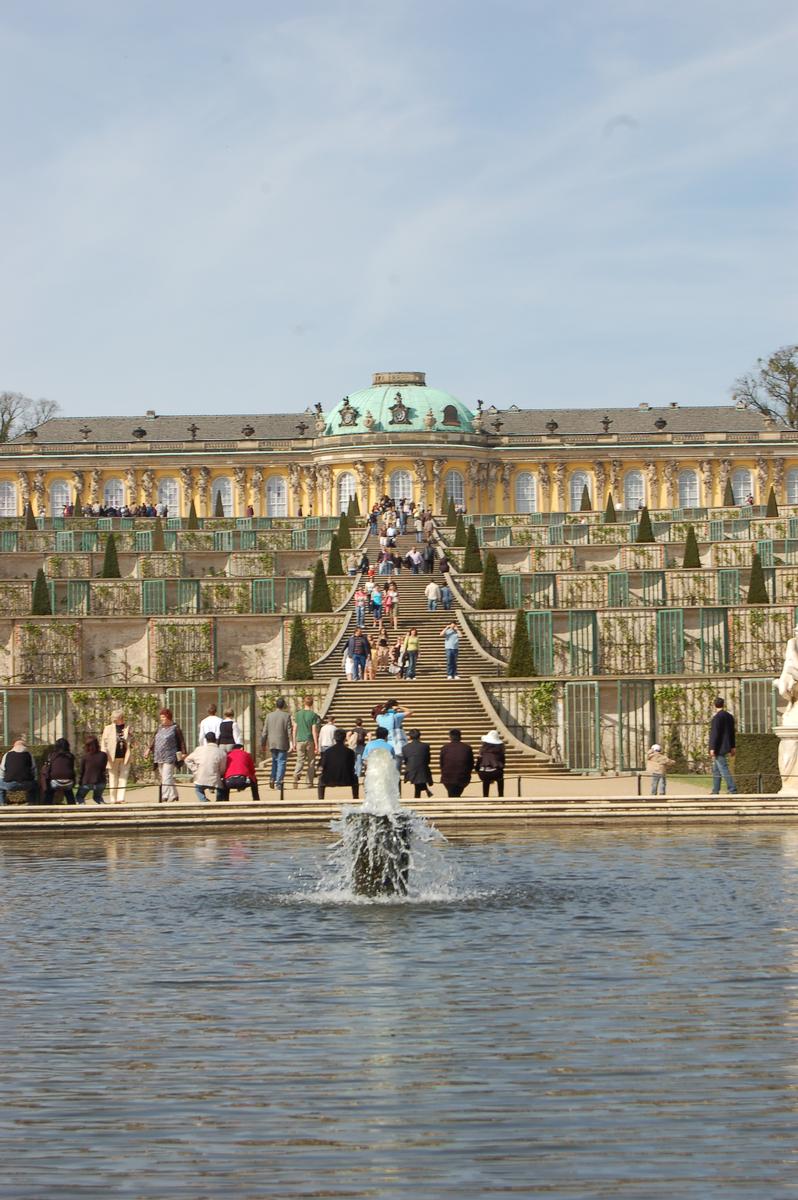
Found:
732,345 -> 798,428
0,391 -> 60,443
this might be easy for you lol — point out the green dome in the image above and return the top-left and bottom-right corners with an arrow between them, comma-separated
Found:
325,372 -> 474,435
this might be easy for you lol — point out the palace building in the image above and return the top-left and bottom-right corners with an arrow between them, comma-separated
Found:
0,370 -> 792,518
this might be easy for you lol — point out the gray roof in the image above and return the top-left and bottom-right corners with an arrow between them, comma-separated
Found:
13,403 -> 771,444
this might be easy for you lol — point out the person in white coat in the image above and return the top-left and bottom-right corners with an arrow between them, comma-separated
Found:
100,709 -> 132,803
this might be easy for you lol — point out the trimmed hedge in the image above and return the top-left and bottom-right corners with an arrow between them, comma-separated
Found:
735,733 -> 780,794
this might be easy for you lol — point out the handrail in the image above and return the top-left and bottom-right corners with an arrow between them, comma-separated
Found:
318,678 -> 338,719
470,676 -> 549,760
454,606 -> 506,669
310,614 -> 351,668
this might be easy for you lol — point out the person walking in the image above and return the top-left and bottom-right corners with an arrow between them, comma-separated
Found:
709,696 -> 737,794
40,737 -> 77,805
425,579 -> 441,612
441,621 -> 460,679
353,585 -> 367,628
439,729 -> 474,797
185,732 -> 228,802
414,515 -> 424,543
384,582 -> 399,631
218,743 -> 261,803
292,695 -> 321,788
440,583 -> 453,611
647,743 -> 675,796
348,626 -> 371,681
75,737 -> 109,804
476,730 -> 506,798
402,627 -> 419,679
261,697 -> 294,790
401,728 -> 433,798
371,583 -> 384,629
100,708 -> 132,803
0,737 -> 38,805
150,708 -> 187,803
318,728 -> 359,801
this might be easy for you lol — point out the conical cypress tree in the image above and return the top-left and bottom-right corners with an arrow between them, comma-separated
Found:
214,491 -> 225,517
507,609 -> 535,677
31,568 -> 52,615
604,493 -> 617,523
285,615 -> 312,680
580,484 -> 591,512
337,512 -> 351,549
24,503 -> 37,530
723,477 -> 735,507
101,532 -> 121,578
766,487 -> 778,518
187,499 -> 199,529
327,533 -> 344,576
747,552 -> 770,604
446,496 -> 457,525
152,516 -> 165,551
349,492 -> 360,517
682,525 -> 701,568
453,512 -> 467,546
310,558 -> 332,611
478,552 -> 505,609
463,524 -> 483,573
635,506 -> 655,544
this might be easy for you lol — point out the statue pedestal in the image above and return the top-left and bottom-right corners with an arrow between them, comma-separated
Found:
774,725 -> 798,795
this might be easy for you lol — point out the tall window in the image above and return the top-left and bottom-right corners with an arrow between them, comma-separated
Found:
158,476 -> 180,515
50,480 -> 71,514
211,477 -> 233,517
731,468 -> 753,504
265,476 -> 287,517
444,469 -> 465,507
0,481 -> 17,517
787,469 -> 798,505
103,478 -> 124,509
623,470 -> 645,510
337,472 -> 357,513
678,469 -> 699,508
569,470 -> 591,511
389,469 -> 413,503
515,471 -> 537,513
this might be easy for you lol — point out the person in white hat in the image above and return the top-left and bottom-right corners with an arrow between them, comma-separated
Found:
647,743 -> 675,796
476,730 -> 505,798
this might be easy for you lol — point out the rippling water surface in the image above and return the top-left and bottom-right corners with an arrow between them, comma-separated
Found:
2,824 -> 798,1198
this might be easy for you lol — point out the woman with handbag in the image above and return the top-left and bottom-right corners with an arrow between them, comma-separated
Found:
100,708 -> 132,803
150,708 -> 187,803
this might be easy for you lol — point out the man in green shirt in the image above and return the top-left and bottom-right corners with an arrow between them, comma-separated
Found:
292,695 -> 321,788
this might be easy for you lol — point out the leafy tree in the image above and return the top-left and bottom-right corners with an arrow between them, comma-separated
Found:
723,477 -> 735,507
152,516 -> 165,551
580,484 -> 591,512
747,552 -> 770,604
682,525 -> 701,568
766,487 -> 779,517
337,512 -> 351,549
310,558 -> 332,611
285,615 -> 312,680
507,609 -> 535,677
635,506 -> 655,544
101,532 -> 121,578
453,512 -> 467,546
31,568 -> 52,615
327,533 -> 344,576
24,502 -> 37,530
446,496 -> 457,525
478,552 -> 505,609
604,493 -> 617,523
463,524 -> 483,573
732,344 -> 798,428
187,499 -> 199,529
0,391 -> 59,443
214,491 -> 225,517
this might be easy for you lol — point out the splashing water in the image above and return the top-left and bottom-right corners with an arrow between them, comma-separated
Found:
320,748 -> 451,902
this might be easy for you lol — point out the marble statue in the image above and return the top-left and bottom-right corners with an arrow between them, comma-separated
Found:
774,627 -> 798,726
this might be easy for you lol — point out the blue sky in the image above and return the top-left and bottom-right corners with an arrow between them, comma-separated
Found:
1,0 -> 796,417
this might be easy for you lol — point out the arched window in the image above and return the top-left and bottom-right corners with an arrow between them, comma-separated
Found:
569,470 -> 591,511
157,476 -> 180,515
787,469 -> 798,505
442,405 -> 460,427
103,478 -> 124,510
444,469 -> 465,507
211,477 -> 233,517
731,468 -> 753,505
678,469 -> 699,508
389,469 -> 413,503
337,472 -> 357,513
0,481 -> 17,517
265,476 -> 287,517
515,471 -> 537,513
50,480 -> 71,515
623,470 -> 645,511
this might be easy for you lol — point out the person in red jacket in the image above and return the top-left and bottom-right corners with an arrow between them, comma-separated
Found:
218,744 -> 261,802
